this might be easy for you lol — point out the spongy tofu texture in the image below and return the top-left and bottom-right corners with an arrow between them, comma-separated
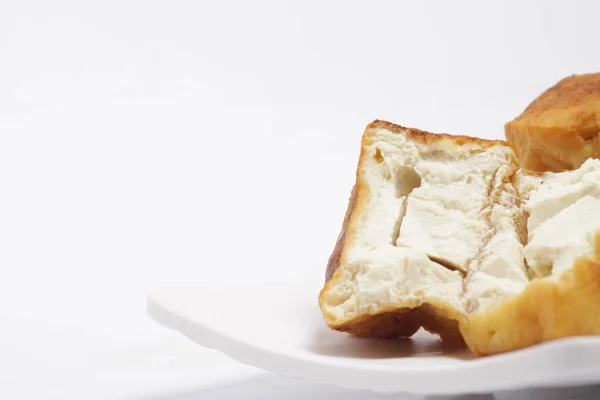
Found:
321,125 -> 528,325
322,124 -> 600,333
517,159 -> 600,279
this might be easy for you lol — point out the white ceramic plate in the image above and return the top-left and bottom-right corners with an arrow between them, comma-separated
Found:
147,281 -> 600,395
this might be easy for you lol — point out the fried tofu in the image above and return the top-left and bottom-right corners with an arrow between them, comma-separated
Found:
506,73 -> 600,172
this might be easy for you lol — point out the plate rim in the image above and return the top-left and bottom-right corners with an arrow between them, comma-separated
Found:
147,282 -> 600,394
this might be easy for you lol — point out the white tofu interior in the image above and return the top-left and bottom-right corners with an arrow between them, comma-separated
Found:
396,156 -> 492,271
324,127 -> 600,327
519,159 -> 600,279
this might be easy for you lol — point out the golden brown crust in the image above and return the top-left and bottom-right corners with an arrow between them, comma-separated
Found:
320,296 -> 466,343
325,185 -> 357,281
370,120 -> 511,150
332,308 -> 422,339
323,128 -> 374,285
320,120 -> 510,342
332,303 -> 465,343
518,74 -> 600,119
505,73 -> 600,172
460,233 -> 600,356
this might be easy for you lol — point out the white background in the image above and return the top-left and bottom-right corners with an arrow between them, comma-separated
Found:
2,1 -> 600,399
